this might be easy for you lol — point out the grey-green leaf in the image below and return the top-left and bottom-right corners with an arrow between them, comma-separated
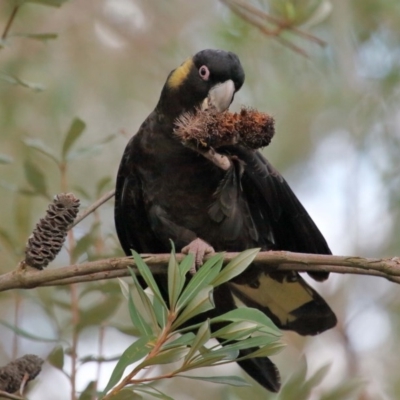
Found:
211,307 -> 282,337
102,336 -> 151,395
106,388 -> 142,400
128,284 -> 153,337
12,32 -> 58,41
162,332 -> 196,350
238,342 -> 285,359
179,374 -> 251,387
140,346 -> 189,367
0,72 -> 45,91
176,254 -> 223,311
131,251 -> 166,309
25,0 -> 68,6
47,345 -> 64,370
134,387 -> 173,400
167,249 -> 181,309
23,159 -> 48,197
78,381 -> 96,400
24,138 -> 59,165
128,269 -> 159,334
211,321 -> 258,340
183,319 -> 211,363
172,286 -> 214,329
0,320 -> 58,342
62,118 -> 86,160
211,248 -> 260,287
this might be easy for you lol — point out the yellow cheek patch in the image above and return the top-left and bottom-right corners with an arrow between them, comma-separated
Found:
167,58 -> 194,89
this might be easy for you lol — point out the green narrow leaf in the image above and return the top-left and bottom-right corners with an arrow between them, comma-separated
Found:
128,284 -> 153,337
237,342 -> 285,360
178,253 -> 195,277
23,159 -> 48,197
176,254 -> 223,311
107,388 -> 142,400
211,308 -> 282,337
183,319 -> 211,363
118,278 -> 130,299
180,354 -> 227,370
0,72 -> 45,91
102,336 -> 151,395
139,346 -> 188,367
162,332 -> 196,350
307,363 -> 331,388
25,0 -> 68,7
134,386 -> 173,400
113,325 -> 141,337
167,248 -> 181,309
211,248 -> 260,287
152,294 -> 168,329
128,269 -> 159,334
179,374 -> 251,387
47,345 -> 64,370
78,381 -> 96,400
66,144 -> 103,161
0,320 -> 58,342
172,286 -> 214,329
62,118 -> 86,160
211,321 -> 258,341
0,154 -> 13,164
12,32 -> 58,41
131,251 -> 166,309
23,138 -> 59,165
207,336 -> 276,358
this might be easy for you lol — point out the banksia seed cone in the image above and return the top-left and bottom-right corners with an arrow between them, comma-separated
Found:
24,193 -> 80,269
0,354 -> 44,393
174,107 -> 275,150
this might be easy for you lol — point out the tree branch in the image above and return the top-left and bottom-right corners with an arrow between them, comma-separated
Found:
2,251 -> 400,292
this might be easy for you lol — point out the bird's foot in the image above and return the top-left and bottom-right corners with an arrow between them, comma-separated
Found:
182,238 -> 215,275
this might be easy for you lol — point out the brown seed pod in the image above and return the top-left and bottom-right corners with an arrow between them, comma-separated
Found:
24,193 -> 80,269
174,106 -> 275,150
0,354 -> 44,393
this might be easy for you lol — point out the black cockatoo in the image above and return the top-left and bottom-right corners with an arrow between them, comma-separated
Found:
114,49 -> 336,392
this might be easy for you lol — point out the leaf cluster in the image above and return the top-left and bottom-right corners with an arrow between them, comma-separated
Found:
101,248 -> 284,399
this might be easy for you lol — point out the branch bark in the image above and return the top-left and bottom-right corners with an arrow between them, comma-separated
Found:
2,251 -> 400,292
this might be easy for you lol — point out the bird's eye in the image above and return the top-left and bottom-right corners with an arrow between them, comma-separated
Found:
199,65 -> 210,81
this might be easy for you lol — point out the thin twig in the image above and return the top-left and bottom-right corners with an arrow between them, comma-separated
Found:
224,0 -> 326,46
1,6 -> 20,41
225,2 -> 309,57
3,252 -> 400,292
69,189 -> 115,229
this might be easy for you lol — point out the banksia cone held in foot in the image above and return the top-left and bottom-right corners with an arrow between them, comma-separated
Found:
0,354 -> 44,393
174,107 -> 275,150
24,193 -> 80,269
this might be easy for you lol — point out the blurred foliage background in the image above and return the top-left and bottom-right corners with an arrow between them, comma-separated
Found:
1,0 -> 400,399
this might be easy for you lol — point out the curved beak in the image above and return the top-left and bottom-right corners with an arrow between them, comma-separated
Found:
201,79 -> 235,112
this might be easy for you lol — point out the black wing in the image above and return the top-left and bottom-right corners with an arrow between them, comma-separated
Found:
214,146 -> 336,335
224,146 -> 331,281
115,136 -> 165,255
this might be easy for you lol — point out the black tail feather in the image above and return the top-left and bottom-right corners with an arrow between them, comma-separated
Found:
237,348 -> 281,392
